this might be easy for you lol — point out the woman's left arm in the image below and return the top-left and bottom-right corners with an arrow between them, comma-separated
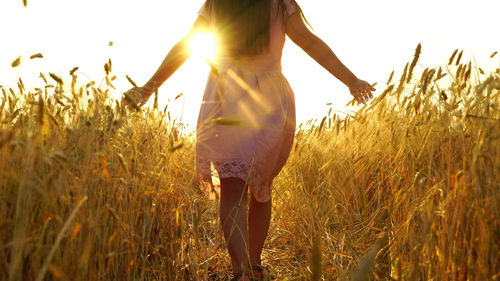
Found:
124,16 -> 209,106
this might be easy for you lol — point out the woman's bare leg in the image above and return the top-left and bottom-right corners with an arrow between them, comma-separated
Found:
248,193 -> 272,267
219,178 -> 250,277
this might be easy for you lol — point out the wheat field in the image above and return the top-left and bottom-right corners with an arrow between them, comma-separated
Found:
1,47 -> 499,280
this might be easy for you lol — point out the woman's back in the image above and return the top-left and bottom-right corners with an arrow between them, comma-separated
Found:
199,0 -> 298,67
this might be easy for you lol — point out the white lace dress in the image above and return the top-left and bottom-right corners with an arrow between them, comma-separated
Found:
196,0 -> 298,202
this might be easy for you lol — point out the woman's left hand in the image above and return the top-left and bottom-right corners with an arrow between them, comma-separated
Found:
348,78 -> 375,105
122,87 -> 152,110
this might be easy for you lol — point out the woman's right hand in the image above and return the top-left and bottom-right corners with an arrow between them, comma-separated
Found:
122,87 -> 152,110
348,78 -> 375,105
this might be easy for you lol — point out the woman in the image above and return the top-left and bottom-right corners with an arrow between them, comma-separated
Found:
124,0 -> 374,280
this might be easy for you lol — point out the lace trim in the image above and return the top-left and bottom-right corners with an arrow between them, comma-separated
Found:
198,158 -> 249,180
197,158 -> 271,203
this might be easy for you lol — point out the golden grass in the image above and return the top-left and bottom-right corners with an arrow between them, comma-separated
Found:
1,48 -> 499,280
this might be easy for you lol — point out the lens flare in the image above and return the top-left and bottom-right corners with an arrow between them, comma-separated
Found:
189,32 -> 216,61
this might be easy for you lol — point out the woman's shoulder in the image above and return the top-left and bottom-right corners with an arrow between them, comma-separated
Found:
198,0 -> 214,21
276,0 -> 299,18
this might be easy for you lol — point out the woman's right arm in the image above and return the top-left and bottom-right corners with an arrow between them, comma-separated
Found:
285,13 -> 374,104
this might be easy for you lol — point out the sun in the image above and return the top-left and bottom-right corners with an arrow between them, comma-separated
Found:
189,32 -> 216,62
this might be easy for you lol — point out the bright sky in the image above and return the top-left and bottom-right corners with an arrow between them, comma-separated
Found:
1,0 -> 499,130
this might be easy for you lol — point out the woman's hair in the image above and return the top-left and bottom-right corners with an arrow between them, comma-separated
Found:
206,0 -> 305,57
